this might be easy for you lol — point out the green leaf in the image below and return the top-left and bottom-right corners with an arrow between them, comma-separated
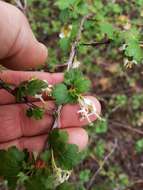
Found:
95,140 -> 106,159
55,0 -> 77,10
59,38 -> 70,51
64,69 -> 91,94
0,147 -> 25,189
40,151 -> 51,162
25,176 -> 46,190
26,79 -> 48,96
16,85 -> 27,102
52,84 -> 70,105
123,28 -> 143,62
131,94 -> 143,110
95,119 -> 108,134
49,129 -> 81,170
57,182 -> 75,190
26,107 -> 45,120
17,172 -> 29,184
125,40 -> 143,62
79,169 -> 91,183
135,139 -> 143,153
16,79 -> 48,101
99,22 -> 115,39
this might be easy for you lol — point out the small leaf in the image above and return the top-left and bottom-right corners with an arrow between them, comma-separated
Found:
99,22 -> 115,39
25,176 -> 46,190
95,119 -> 108,134
49,129 -> 81,170
64,69 -> 91,94
26,79 -> 48,96
135,139 -> 143,153
0,147 -> 25,189
26,107 -> 45,120
16,79 -> 48,102
55,0 -> 77,10
57,182 -> 75,190
79,169 -> 91,183
52,84 -> 70,105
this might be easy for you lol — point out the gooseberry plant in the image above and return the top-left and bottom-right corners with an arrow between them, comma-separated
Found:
1,0 -> 143,189
0,13 -> 101,190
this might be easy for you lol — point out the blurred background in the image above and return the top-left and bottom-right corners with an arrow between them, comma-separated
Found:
4,0 -> 143,189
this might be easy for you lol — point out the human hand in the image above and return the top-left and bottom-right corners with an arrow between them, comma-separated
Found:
0,1 -> 101,152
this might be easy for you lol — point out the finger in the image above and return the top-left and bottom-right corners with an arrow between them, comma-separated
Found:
0,70 -> 63,86
0,97 -> 100,143
0,101 -> 55,143
0,128 -> 88,152
0,70 -> 63,104
0,1 -> 47,70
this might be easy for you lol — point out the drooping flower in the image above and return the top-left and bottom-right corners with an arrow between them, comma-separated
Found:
119,43 -> 127,51
42,84 -> 53,96
59,25 -> 72,39
51,150 -> 72,186
124,58 -> 137,68
78,97 -> 102,124
72,58 -> 81,68
35,94 -> 45,104
34,80 -> 53,103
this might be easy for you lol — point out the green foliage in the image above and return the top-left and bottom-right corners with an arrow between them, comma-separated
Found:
131,94 -> 143,110
95,140 -> 106,159
114,95 -> 128,107
52,84 -> 70,105
57,182 -> 75,190
16,79 -> 48,102
53,69 -> 91,105
49,129 -> 81,170
2,1 -> 143,189
135,139 -> 143,153
118,174 -> 130,189
0,130 -> 83,189
55,0 -> 77,10
123,28 -> 143,62
0,147 -> 25,189
95,119 -> 108,134
26,107 -> 45,120
79,169 -> 91,183
99,22 -> 115,40
64,69 -> 91,94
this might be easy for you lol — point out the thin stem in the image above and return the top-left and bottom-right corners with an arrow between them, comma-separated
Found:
67,14 -> 93,71
0,79 -> 39,109
80,39 -> 111,46
51,14 -> 93,131
87,139 -> 118,190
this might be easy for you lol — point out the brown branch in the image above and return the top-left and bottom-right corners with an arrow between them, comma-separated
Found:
109,120 -> 143,135
80,39 -> 111,46
0,79 -> 39,109
16,0 -> 27,15
87,139 -> 118,190
0,79 -> 15,95
51,14 -> 93,131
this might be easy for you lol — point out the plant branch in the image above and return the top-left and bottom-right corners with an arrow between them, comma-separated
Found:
0,79 -> 39,109
67,14 -> 93,71
51,14 -> 93,131
16,0 -> 27,14
80,39 -> 111,46
109,120 -> 143,135
87,139 -> 118,190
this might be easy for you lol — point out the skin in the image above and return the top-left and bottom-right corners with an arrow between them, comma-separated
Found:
0,1 -> 101,152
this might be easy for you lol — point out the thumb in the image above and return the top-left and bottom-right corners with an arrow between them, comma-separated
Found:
0,1 -> 48,70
